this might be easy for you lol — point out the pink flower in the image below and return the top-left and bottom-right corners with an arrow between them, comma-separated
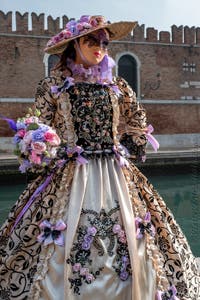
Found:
58,32 -> 64,39
47,40 -> 54,46
118,230 -> 125,238
90,19 -> 98,27
18,140 -> 27,153
44,130 -> 60,146
17,129 -> 26,138
119,236 -> 127,244
72,263 -> 81,272
25,116 -> 39,124
80,267 -> 89,276
31,141 -> 46,154
86,273 -> 95,282
53,35 -> 60,43
23,130 -> 34,145
76,23 -> 83,31
63,30 -> 72,39
113,224 -> 121,234
30,151 -> 41,164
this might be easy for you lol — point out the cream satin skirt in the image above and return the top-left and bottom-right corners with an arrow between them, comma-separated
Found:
39,157 -> 156,300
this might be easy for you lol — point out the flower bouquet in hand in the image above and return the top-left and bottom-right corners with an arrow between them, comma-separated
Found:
3,109 -> 61,173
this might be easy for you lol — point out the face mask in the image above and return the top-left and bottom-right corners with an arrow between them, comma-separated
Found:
83,30 -> 109,50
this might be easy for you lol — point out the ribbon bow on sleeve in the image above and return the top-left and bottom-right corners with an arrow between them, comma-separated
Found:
145,124 -> 159,152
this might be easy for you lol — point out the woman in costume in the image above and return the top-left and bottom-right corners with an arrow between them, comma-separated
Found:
0,15 -> 199,300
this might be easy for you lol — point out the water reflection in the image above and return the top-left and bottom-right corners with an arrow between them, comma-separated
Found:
0,164 -> 200,256
141,164 -> 200,256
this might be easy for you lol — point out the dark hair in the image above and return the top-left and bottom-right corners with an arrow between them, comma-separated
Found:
53,40 -> 77,73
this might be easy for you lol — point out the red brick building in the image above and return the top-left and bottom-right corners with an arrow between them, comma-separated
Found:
0,11 -> 200,152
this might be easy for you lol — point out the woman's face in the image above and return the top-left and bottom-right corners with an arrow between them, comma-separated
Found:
75,29 -> 109,66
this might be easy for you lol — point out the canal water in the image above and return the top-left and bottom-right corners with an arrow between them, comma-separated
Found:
0,163 -> 200,256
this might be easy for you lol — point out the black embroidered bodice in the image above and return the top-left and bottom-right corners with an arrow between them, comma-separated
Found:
68,83 -> 114,151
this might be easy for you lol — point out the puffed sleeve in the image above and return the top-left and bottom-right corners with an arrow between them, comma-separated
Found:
34,76 -> 58,126
115,77 -> 147,162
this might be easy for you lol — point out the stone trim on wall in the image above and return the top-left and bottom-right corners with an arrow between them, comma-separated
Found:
140,99 -> 200,104
149,133 -> 200,150
1,134 -> 200,153
0,98 -> 34,103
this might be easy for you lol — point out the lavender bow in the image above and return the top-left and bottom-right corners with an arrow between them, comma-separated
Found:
145,124 -> 159,152
51,77 -> 75,95
66,146 -> 88,164
37,219 -> 67,246
112,145 -> 129,168
135,212 -> 155,239
156,285 -> 179,300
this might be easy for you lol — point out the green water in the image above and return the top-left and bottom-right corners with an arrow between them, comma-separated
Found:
0,165 -> 200,256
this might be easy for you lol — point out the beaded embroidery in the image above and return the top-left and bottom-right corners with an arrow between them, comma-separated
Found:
67,201 -> 132,295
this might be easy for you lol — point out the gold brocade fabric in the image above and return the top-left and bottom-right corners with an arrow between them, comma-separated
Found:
0,74 -> 199,300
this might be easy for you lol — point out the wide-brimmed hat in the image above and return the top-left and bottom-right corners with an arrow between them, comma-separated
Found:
45,15 -> 137,54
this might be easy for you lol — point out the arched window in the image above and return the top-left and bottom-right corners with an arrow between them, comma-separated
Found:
118,54 -> 138,95
48,55 -> 60,76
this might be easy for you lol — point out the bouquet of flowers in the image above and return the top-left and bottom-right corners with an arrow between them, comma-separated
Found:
4,109 -> 61,173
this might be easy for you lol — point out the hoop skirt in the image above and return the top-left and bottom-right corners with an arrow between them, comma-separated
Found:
0,75 -> 199,300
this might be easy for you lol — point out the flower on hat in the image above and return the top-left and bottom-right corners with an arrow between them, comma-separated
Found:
47,15 -> 108,47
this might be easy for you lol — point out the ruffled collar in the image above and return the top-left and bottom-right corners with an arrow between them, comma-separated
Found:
67,55 -> 115,84
50,56 -> 122,96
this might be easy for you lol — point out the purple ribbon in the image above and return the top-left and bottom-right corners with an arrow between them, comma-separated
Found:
156,286 -> 179,300
11,173 -> 54,232
145,124 -> 159,152
0,115 -> 17,131
112,145 -> 129,168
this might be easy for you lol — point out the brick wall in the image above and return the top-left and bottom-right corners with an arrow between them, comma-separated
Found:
0,11 -> 200,138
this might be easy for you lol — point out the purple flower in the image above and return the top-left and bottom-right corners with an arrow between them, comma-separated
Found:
13,135 -> 22,144
122,255 -> 129,264
80,267 -> 89,276
79,15 -> 90,23
120,270 -> 129,281
81,240 -> 91,250
39,124 -> 49,132
72,263 -> 81,272
66,20 -> 78,34
87,226 -> 97,236
32,129 -> 44,142
121,256 -> 129,270
84,234 -> 93,244
113,224 -> 121,234
19,160 -> 31,173
16,121 -> 26,130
